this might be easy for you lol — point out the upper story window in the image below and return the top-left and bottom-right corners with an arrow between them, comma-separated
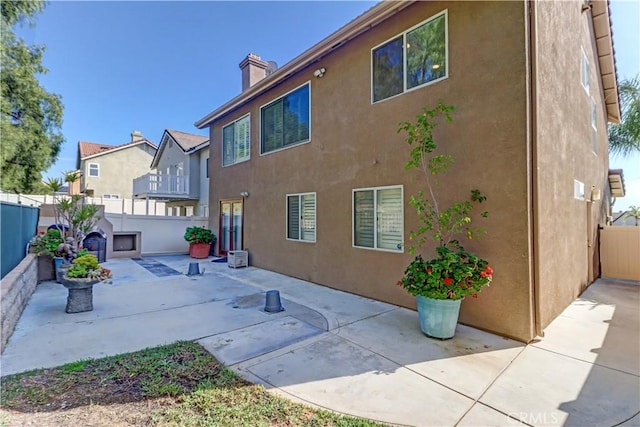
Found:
353,185 -> 403,252
223,115 -> 250,166
261,83 -> 310,154
581,48 -> 590,94
88,163 -> 99,177
286,192 -> 316,242
372,10 -> 447,103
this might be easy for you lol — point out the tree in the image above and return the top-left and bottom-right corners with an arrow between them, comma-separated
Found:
1,0 -> 64,194
623,206 -> 640,226
608,76 -> 640,157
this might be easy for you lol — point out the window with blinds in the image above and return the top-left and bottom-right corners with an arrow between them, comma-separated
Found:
287,192 -> 316,242
222,115 -> 250,166
261,83 -> 310,154
353,186 -> 403,252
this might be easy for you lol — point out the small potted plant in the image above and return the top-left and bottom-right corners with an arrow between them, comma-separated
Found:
184,226 -> 216,259
396,102 -> 494,339
30,229 -> 64,281
59,253 -> 112,313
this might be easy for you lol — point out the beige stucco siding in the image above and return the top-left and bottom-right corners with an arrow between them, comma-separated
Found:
82,144 -> 155,199
209,1 -> 534,341
533,1 -> 611,331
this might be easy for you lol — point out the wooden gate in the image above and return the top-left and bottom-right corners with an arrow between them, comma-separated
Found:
600,226 -> 640,281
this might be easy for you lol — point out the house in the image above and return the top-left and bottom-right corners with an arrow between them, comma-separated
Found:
76,131 -> 157,199
195,0 -> 621,342
133,129 -> 209,216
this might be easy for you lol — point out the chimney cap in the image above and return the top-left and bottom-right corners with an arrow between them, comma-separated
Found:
131,130 -> 143,141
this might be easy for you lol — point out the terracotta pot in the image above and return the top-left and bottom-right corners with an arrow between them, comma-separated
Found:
189,243 -> 211,259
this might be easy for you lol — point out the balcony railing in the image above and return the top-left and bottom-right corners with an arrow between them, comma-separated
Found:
133,173 -> 190,198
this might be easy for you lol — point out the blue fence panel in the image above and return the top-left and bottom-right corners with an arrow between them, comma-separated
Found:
1,201 -> 39,279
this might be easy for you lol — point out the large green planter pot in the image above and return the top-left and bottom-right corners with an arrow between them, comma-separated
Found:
416,295 -> 462,339
59,275 -> 101,313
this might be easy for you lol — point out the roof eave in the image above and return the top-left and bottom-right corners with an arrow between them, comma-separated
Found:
591,0 -> 621,124
194,0 -> 415,129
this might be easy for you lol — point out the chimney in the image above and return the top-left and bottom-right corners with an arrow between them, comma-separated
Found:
239,53 -> 268,91
131,130 -> 143,142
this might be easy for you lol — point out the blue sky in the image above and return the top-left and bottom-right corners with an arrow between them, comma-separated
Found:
15,0 -> 640,210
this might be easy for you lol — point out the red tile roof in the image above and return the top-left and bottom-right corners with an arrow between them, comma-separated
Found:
78,138 -> 157,160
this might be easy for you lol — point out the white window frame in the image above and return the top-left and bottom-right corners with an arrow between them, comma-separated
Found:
371,10 -> 448,104
581,48 -> 590,94
259,82 -> 311,156
286,192 -> 316,243
352,185 -> 404,253
222,114 -> 251,167
574,179 -> 585,200
88,162 -> 99,177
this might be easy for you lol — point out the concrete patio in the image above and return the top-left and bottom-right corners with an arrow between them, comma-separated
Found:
1,255 -> 638,426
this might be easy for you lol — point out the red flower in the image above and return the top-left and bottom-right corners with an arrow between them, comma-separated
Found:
472,293 -> 478,298
485,266 -> 493,275
443,277 -> 453,286
480,271 -> 488,278
397,280 -> 402,286
426,268 -> 432,274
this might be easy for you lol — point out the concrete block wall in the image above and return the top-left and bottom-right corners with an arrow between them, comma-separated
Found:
1,254 -> 37,353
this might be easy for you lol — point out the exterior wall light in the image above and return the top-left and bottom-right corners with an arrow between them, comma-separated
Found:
313,67 -> 326,78
240,191 -> 250,197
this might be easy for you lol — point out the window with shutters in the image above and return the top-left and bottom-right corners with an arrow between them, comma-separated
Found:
353,185 -> 403,252
222,114 -> 250,166
286,192 -> 316,242
261,83 -> 310,154
372,11 -> 447,103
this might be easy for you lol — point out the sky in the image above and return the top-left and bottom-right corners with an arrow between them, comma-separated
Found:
13,0 -> 640,211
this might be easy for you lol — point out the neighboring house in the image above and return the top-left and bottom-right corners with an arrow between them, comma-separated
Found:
612,212 -> 639,226
76,131 -> 157,199
195,1 -> 621,342
133,129 -> 209,216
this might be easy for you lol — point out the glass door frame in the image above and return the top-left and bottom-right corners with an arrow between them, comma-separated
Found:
218,199 -> 244,256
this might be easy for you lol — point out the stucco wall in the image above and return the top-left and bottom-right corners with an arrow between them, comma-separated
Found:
533,1 -> 611,330
83,144 -> 156,198
156,137 -> 189,174
208,1 -> 534,341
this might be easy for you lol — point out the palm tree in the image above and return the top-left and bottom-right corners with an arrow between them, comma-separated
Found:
623,206 -> 640,226
608,76 -> 640,157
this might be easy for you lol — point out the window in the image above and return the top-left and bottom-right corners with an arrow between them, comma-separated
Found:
286,192 -> 316,242
102,194 -> 120,200
581,48 -> 590,93
353,186 -> 403,252
591,97 -> 597,153
261,83 -> 310,154
88,163 -> 99,177
372,11 -> 447,103
222,115 -> 250,166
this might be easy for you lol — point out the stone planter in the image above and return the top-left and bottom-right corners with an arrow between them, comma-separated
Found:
59,275 -> 101,313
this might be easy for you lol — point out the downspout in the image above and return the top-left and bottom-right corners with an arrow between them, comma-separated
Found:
527,0 -> 543,339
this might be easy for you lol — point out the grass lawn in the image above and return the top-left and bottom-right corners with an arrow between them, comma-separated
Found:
0,341 -> 387,426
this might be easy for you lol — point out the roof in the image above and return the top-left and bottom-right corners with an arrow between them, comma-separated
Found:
195,0 -> 621,129
78,139 -> 157,160
591,1 -> 621,123
150,129 -> 210,169
608,169 -> 625,197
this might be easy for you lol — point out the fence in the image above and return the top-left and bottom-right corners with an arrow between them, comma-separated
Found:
600,226 -> 640,281
0,192 -> 167,215
0,202 -> 39,279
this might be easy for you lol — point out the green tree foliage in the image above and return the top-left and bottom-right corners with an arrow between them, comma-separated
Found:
1,0 -> 64,193
609,75 -> 640,157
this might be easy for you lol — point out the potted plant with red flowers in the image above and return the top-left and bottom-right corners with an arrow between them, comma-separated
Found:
397,102 -> 494,339
184,226 -> 216,259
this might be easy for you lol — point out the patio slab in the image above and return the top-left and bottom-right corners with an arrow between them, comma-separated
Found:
1,256 -> 638,427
